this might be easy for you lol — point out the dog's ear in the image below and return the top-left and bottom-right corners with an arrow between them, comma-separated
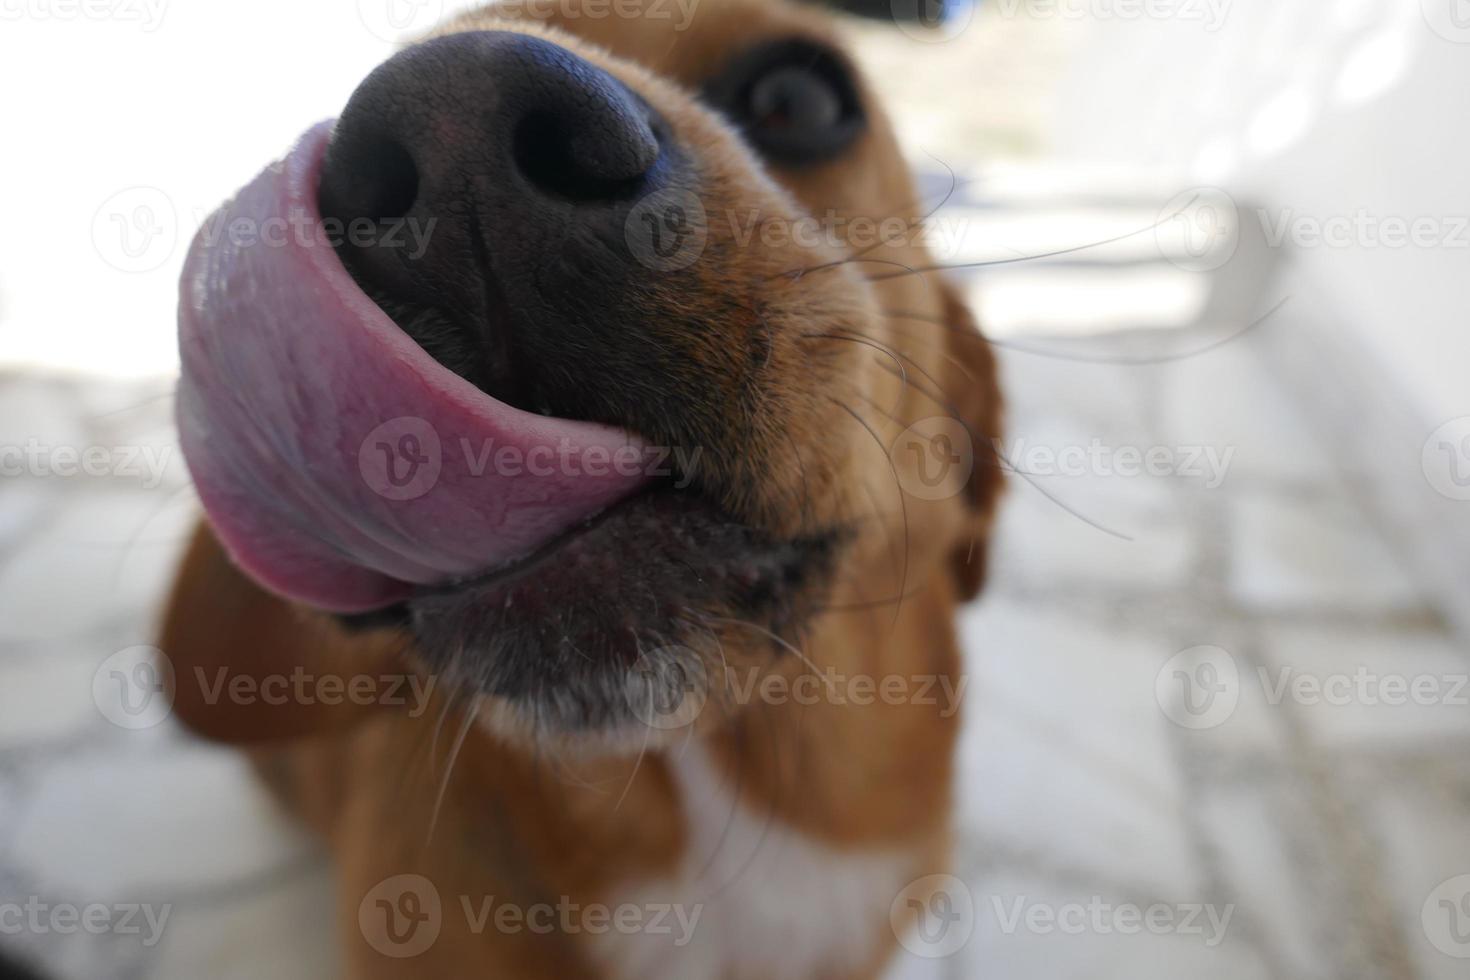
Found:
936,279 -> 1005,601
157,522 -> 412,744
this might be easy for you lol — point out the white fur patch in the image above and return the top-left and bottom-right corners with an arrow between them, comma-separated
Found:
596,741 -> 910,980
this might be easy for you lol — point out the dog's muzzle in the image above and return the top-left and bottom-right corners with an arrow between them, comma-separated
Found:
176,32 -> 699,613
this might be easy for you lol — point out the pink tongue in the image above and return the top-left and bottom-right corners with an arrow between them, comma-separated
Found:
177,121 -> 652,613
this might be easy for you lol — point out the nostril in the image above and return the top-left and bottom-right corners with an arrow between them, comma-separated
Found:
320,134 -> 419,224
511,111 -> 658,203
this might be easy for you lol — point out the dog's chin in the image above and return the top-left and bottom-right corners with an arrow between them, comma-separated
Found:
367,483 -> 841,744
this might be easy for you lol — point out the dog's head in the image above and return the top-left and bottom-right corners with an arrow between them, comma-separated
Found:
166,0 -> 1002,747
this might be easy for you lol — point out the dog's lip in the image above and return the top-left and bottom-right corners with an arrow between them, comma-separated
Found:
176,121 -> 654,613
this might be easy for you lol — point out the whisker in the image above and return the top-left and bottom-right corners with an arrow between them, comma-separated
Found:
862,191 -> 1205,283
426,693 -> 481,844
774,152 -> 963,281
829,398 -> 911,624
884,295 -> 1291,366
703,616 -> 839,700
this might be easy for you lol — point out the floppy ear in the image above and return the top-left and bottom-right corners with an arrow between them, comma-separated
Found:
937,280 -> 1005,601
157,521 -> 412,744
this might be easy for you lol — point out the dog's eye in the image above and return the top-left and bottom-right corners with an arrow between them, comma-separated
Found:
703,39 -> 866,167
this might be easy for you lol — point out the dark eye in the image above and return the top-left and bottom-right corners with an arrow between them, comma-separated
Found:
703,39 -> 866,168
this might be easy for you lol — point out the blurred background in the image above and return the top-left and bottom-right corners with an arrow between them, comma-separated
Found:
1,0 -> 1468,977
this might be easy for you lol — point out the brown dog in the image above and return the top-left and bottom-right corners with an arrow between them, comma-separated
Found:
160,1 -> 1003,976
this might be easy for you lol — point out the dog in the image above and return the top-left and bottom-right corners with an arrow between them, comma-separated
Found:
158,1 -> 1004,976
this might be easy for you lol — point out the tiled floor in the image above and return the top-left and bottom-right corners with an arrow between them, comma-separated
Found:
3,278 -> 1468,979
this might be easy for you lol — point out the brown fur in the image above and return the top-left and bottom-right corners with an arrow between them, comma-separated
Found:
159,1 -> 1004,976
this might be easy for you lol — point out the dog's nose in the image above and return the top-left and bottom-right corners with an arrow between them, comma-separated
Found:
320,31 -> 660,220
317,32 -> 674,400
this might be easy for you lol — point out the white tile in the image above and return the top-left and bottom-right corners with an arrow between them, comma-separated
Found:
955,598 -> 1199,899
0,653 -> 101,748
1258,626 -> 1470,746
1369,781 -> 1470,980
0,477 -> 59,556
0,377 -> 90,450
991,467 -> 1194,593
1156,338 -> 1335,487
1228,493 -> 1422,613
0,486 -> 196,644
8,745 -> 316,902
997,352 -> 1155,448
1196,785 -> 1329,980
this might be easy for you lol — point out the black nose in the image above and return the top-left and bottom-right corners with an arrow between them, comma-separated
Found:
317,31 -> 676,402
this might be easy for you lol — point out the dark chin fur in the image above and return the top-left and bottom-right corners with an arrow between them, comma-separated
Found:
401,486 -> 841,734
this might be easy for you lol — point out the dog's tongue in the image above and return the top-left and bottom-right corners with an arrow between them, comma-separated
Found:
177,121 -> 652,613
